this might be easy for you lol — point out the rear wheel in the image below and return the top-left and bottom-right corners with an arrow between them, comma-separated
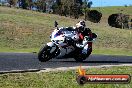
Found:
74,48 -> 91,62
74,53 -> 87,62
38,45 -> 57,62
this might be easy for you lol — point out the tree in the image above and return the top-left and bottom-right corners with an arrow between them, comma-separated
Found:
82,0 -> 93,20
20,0 -> 34,9
21,0 -> 28,9
76,0 -> 83,5
8,0 -> 17,7
87,1 -> 92,8
124,4 -> 127,7
82,0 -> 92,8
17,0 -> 21,7
83,0 -> 89,20
56,0 -> 61,5
52,2 -> 60,14
28,0 -> 33,9
35,0 -> 46,12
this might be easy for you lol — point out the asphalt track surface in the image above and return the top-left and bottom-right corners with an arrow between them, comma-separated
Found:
0,53 -> 132,73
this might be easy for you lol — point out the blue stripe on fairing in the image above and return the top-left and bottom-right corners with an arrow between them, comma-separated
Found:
54,30 -> 63,38
54,33 -> 60,38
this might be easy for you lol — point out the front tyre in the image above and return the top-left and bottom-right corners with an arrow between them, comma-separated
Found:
38,45 -> 53,62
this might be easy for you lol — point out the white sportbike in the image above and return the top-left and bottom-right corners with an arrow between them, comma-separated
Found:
38,22 -> 97,62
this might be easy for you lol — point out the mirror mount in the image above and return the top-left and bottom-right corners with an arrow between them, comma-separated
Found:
54,21 -> 59,30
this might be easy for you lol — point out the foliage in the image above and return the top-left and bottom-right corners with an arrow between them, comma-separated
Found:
21,0 -> 34,9
34,0 -> 46,12
7,0 -> 17,7
4,0 -> 94,19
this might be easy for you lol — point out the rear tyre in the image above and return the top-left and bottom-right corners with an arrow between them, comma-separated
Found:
74,48 -> 91,62
38,45 -> 54,62
74,53 -> 87,62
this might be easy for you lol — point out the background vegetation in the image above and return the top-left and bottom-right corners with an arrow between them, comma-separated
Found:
0,6 -> 132,55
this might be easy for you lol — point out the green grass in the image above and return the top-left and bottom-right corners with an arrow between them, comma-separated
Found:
0,6 -> 132,55
0,47 -> 132,56
93,48 -> 132,56
93,6 -> 132,24
0,47 -> 39,53
0,66 -> 132,88
93,6 -> 132,15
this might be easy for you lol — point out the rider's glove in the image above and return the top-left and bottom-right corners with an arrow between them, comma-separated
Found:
84,36 -> 93,41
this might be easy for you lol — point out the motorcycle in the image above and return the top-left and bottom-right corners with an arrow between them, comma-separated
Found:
38,21 -> 97,62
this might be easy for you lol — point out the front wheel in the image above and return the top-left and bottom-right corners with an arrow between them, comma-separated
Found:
38,45 -> 56,62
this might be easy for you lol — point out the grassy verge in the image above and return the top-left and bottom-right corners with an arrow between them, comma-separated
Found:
0,66 -> 132,88
0,47 -> 132,56
93,48 -> 132,56
0,47 -> 39,53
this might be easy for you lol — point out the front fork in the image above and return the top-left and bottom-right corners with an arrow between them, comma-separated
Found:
47,42 -> 60,58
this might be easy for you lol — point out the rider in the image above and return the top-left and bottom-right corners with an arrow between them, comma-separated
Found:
64,20 -> 94,55
75,21 -> 93,54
